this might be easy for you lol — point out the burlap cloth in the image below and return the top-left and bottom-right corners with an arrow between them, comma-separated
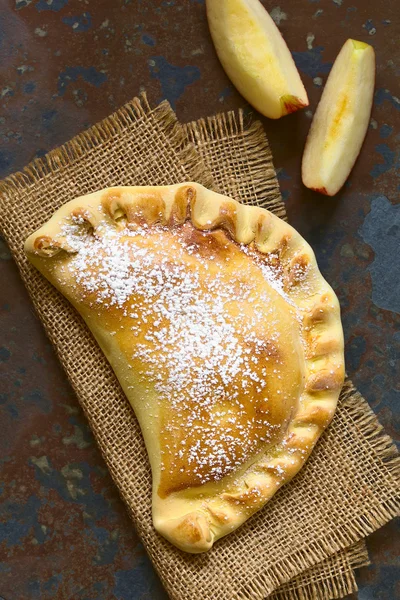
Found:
0,95 -> 399,600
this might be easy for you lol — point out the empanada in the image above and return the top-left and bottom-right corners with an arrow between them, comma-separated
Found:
25,183 -> 344,553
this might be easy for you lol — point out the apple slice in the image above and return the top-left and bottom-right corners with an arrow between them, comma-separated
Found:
302,39 -> 375,196
206,0 -> 308,119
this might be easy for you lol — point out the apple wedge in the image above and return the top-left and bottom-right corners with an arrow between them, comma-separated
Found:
302,39 -> 375,196
206,0 -> 308,119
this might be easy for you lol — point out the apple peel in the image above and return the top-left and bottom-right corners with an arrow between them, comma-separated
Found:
206,0 -> 308,119
302,39 -> 375,196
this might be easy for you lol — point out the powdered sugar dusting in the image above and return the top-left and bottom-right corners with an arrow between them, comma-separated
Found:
57,219 -> 302,490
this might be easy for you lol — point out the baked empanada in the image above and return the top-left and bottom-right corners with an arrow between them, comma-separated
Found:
25,183 -> 344,553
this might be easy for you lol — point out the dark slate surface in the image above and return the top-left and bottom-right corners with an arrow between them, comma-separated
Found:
0,1 -> 398,599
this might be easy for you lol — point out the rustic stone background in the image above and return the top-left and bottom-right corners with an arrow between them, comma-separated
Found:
0,1 -> 398,598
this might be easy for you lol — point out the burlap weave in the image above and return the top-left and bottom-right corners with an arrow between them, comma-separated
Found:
271,541 -> 368,600
0,95 -> 398,600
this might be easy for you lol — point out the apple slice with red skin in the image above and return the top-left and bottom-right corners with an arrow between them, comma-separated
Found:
302,39 -> 375,196
206,0 -> 308,119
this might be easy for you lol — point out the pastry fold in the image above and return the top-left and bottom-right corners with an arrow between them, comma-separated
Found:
25,183 -> 344,553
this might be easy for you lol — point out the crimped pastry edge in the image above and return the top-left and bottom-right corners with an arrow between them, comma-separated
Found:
25,182 -> 344,553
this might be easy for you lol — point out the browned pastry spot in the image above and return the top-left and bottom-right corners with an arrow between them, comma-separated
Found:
172,184 -> 195,225
101,189 -> 125,220
307,371 -> 342,393
304,295 -> 337,331
163,512 -> 213,552
218,201 -> 238,236
206,506 -> 232,526
33,235 -> 60,256
103,189 -> 166,225
276,233 -> 291,259
305,333 -> 340,359
295,402 -> 335,429
179,224 -> 232,261
256,212 -> 274,244
288,253 -> 310,286
70,207 -> 95,227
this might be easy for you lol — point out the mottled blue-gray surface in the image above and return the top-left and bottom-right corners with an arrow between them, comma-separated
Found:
360,196 -> 400,314
0,0 -> 399,599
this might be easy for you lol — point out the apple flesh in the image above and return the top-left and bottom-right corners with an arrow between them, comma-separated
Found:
302,39 -> 375,196
206,0 -> 308,119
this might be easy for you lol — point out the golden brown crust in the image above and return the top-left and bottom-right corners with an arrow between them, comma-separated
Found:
25,183 -> 344,553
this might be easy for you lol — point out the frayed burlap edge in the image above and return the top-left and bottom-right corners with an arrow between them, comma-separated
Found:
0,93 -> 214,200
184,111 -> 286,220
341,379 -> 400,484
270,541 -> 370,600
